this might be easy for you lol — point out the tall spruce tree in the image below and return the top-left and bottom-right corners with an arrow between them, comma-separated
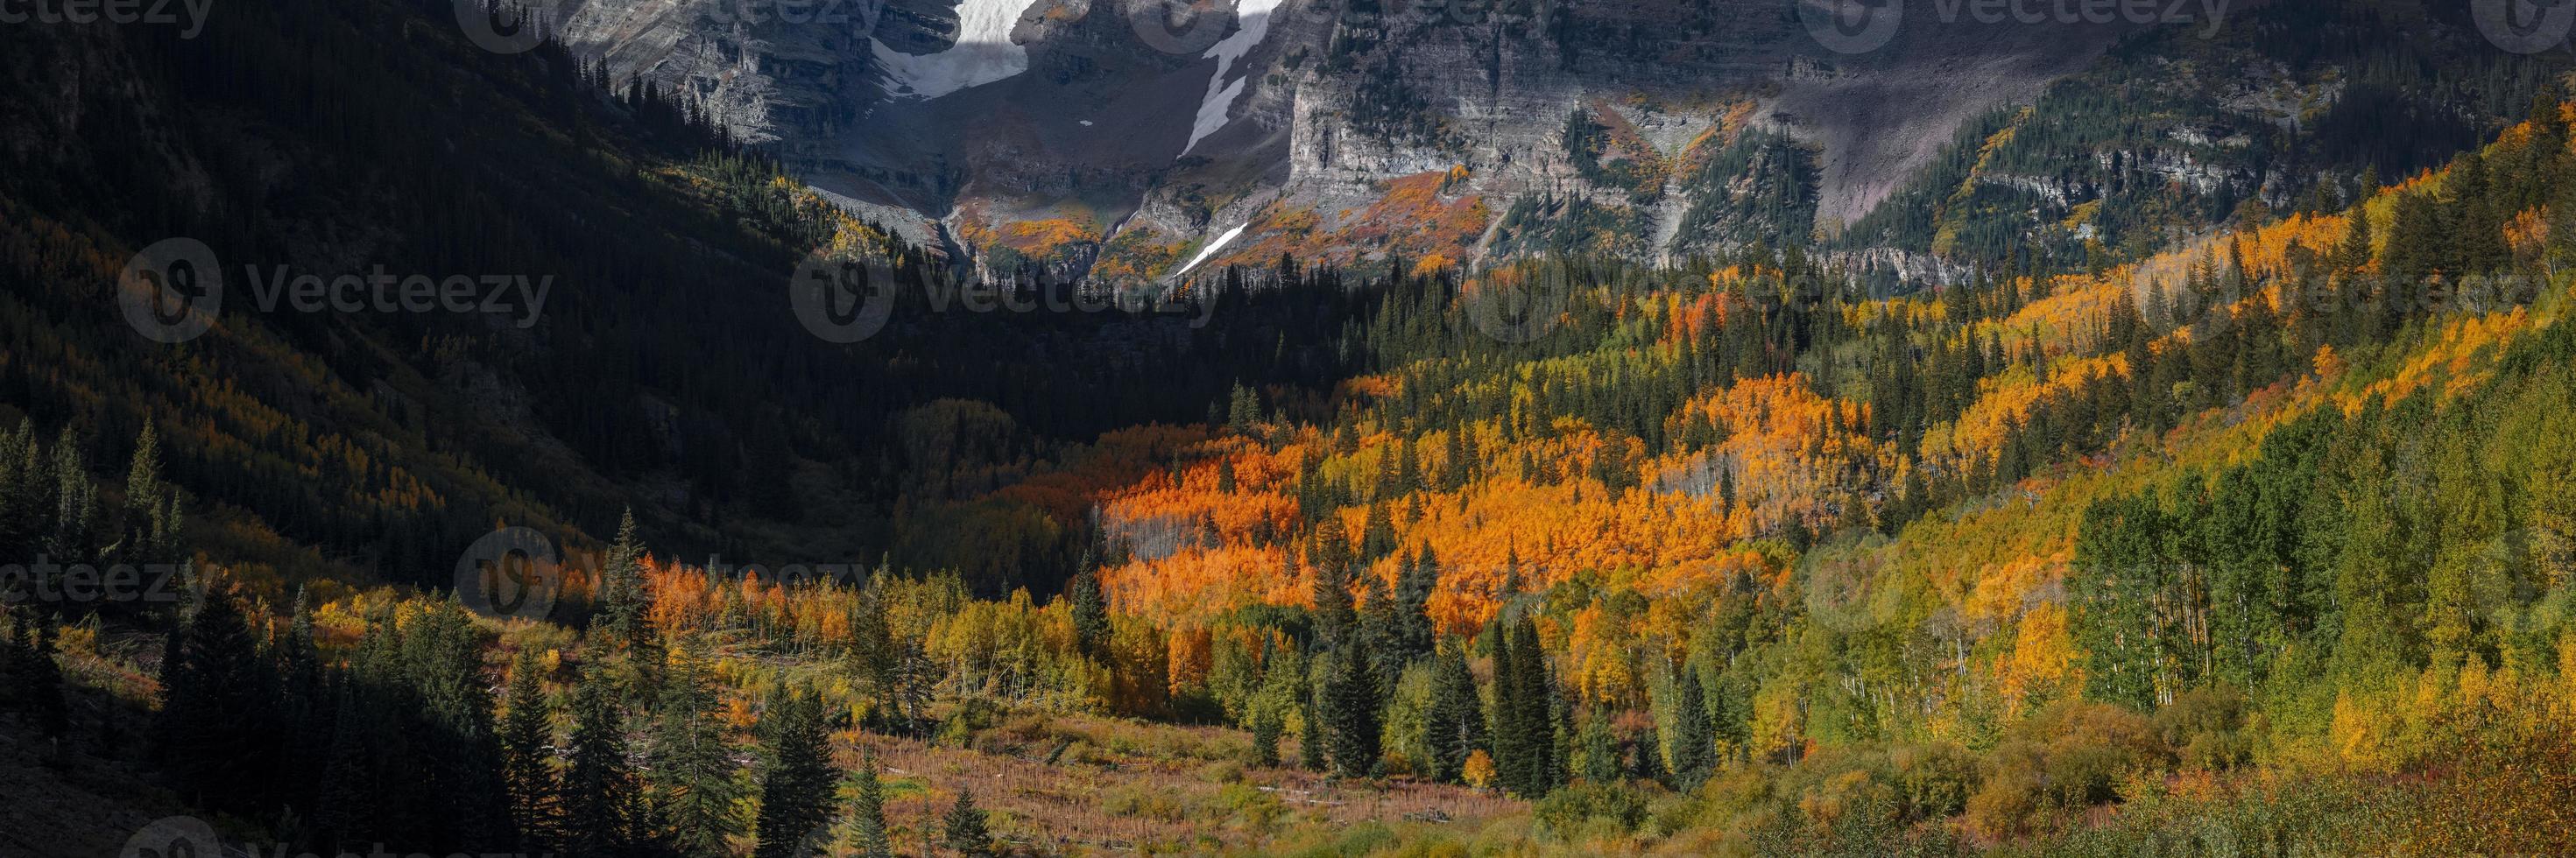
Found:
1251,701 -> 1283,768
561,670 -> 646,857
942,788 -> 993,857
1391,547 -> 1439,665
1710,672 -> 1751,766
45,427 -> 100,565
153,578 -> 274,814
847,750 -> 893,858
653,644 -> 745,858
1630,720 -> 1667,783
1323,640 -> 1382,777
1068,570 -> 1110,660
1669,665 -> 1714,790
406,602 -> 516,850
500,649 -> 561,851
596,510 -> 654,651
1309,521 -> 1357,645
752,685 -> 840,858
1487,616 -> 1529,795
1298,686 -> 1329,771
1425,642 -> 1486,784
1498,615 -> 1558,797
308,682 -> 378,850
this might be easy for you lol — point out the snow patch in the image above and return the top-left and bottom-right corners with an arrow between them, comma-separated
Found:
1180,0 -> 1286,156
1174,223 -> 1248,277
872,0 -> 1046,100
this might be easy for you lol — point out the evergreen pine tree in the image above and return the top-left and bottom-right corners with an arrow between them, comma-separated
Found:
1630,720 -> 1667,783
124,419 -> 165,552
942,788 -> 993,857
1298,686 -> 1329,771
1487,617 -> 1528,795
1359,503 -> 1398,562
653,644 -> 745,858
752,686 -> 840,858
1068,570 -> 1110,660
561,670 -> 646,857
1309,526 -> 1356,645
597,510 -> 654,651
1227,383 -> 1262,433
308,682 -> 378,851
1251,701 -> 1282,768
1710,673 -> 1751,765
1578,708 -> 1619,784
1391,547 -> 1438,665
153,578 -> 273,814
1324,641 -> 1382,777
1425,643 -> 1486,784
1503,615 -> 1557,796
408,603 -> 517,851
848,750 -> 893,858
1668,665 -> 1713,790
45,427 -> 98,565
500,649 -> 561,851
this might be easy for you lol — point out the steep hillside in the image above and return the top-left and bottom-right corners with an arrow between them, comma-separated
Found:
11,2 -> 2576,856
569,0 -> 2564,283
0,0 -> 1350,600
13,88 -> 2564,858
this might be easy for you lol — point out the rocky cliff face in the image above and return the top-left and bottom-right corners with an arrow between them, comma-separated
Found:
555,0 -> 2554,284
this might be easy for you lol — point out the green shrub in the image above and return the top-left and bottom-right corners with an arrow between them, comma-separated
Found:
1534,783 -> 1652,839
